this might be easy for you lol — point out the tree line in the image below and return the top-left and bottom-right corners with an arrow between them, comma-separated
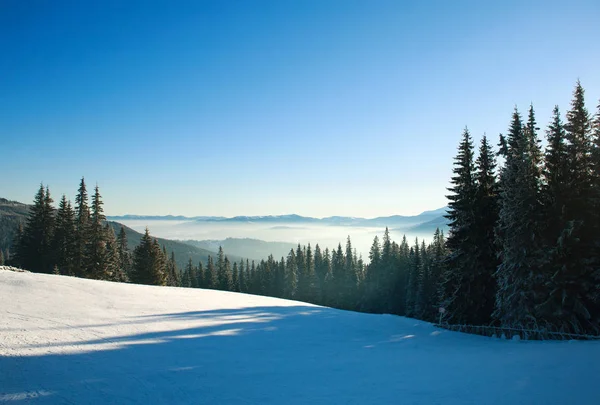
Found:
441,81 -> 600,335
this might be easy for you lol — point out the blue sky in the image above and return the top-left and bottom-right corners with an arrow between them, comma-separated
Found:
1,0 -> 599,218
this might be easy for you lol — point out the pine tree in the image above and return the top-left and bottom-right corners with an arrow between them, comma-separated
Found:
182,258 -> 194,288
117,226 -> 132,279
364,235 -> 382,312
131,228 -> 167,286
88,185 -> 110,280
470,135 -> 500,324
540,83 -> 599,333
232,261 -> 240,292
53,195 -> 76,276
196,261 -> 205,288
441,128 -> 477,323
18,184 -> 55,273
314,244 -> 325,302
166,252 -> 179,287
494,108 -> 544,329
216,247 -> 232,291
238,259 -> 246,292
343,237 -> 359,310
0,250 -> 4,266
405,238 -> 421,317
105,224 -> 126,281
74,177 -> 90,277
206,256 -> 217,289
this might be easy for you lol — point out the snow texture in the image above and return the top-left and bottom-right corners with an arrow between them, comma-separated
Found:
1,270 -> 599,404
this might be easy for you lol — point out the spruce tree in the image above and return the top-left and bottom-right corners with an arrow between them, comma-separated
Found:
238,259 -> 246,292
88,185 -> 110,280
206,256 -> 217,289
542,83 -> 599,333
18,184 -> 55,273
470,135 -> 500,324
74,177 -> 90,277
494,108 -> 544,329
131,228 -> 167,286
196,261 -> 205,288
53,195 -> 76,276
105,224 -> 126,282
441,128 -> 477,323
117,226 -> 132,279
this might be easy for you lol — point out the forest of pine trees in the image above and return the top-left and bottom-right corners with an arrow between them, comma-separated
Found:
6,81 -> 600,337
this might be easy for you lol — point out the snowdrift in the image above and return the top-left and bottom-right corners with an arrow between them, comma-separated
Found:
1,270 -> 599,404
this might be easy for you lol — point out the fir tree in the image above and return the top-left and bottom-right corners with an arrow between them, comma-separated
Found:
131,228 -> 167,286
53,195 -> 76,276
74,177 -> 90,277
206,256 -> 217,289
238,259 -> 246,292
18,184 -> 55,273
541,83 -> 599,333
470,135 -> 500,324
494,108 -> 544,329
117,226 -> 132,279
441,128 -> 477,323
88,185 -> 110,280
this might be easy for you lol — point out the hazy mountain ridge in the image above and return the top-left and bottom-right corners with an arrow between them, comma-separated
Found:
107,207 -> 449,228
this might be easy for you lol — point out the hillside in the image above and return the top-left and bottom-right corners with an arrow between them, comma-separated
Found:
182,237 -> 298,262
107,222 -> 244,268
1,270 -> 599,404
0,196 -> 238,269
0,198 -> 30,255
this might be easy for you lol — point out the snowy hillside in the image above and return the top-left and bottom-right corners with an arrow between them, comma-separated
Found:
1,270 -> 599,404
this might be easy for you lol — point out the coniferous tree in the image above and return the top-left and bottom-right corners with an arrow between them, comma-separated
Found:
494,108 -> 544,329
131,228 -> 167,286
18,185 -> 55,273
117,226 -> 132,279
166,252 -> 179,287
105,224 -> 126,281
364,235 -> 382,312
238,259 -> 246,293
206,256 -> 217,289
232,261 -> 240,292
343,237 -> 359,310
53,195 -> 76,276
542,83 -> 599,333
182,258 -> 194,288
196,261 -> 205,288
88,185 -> 111,280
441,128 -> 477,323
74,177 -> 90,277
405,238 -> 421,317
470,135 -> 500,324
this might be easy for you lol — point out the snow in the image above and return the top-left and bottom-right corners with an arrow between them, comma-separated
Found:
1,270 -> 599,404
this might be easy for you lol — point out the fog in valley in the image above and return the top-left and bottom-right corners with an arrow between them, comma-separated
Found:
115,219 -> 440,260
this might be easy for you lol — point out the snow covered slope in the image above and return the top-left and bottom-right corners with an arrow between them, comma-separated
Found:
1,270 -> 599,404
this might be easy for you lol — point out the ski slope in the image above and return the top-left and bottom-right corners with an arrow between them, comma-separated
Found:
1,269 -> 599,404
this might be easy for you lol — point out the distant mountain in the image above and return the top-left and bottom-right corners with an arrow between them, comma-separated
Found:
108,207 -> 450,229
0,198 -> 31,255
181,238 -> 298,262
406,215 -> 450,235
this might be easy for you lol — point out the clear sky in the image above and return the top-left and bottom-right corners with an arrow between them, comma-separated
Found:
1,0 -> 599,218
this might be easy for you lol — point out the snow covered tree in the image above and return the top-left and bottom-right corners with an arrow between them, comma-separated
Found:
74,177 -> 90,277
441,128 -> 477,323
88,185 -> 111,280
494,108 -> 544,329
53,195 -> 76,276
131,228 -> 167,286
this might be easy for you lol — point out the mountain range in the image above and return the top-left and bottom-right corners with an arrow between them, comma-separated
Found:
107,207 -> 448,228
